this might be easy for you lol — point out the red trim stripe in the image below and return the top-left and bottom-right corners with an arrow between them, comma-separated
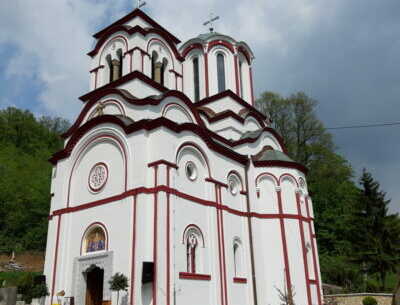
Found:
50,185 -> 315,223
178,272 -> 211,280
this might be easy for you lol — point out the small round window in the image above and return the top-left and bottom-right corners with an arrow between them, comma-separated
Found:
185,162 -> 197,181
228,177 -> 239,196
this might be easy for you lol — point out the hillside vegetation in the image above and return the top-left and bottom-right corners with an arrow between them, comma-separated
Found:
0,107 -> 68,252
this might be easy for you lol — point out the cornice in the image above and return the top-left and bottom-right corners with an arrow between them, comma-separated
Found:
64,87 -> 206,139
79,70 -> 168,102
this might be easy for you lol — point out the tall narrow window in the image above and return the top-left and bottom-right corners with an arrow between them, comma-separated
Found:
161,58 -> 168,86
117,49 -> 123,79
193,57 -> 200,102
106,55 -> 112,83
239,60 -> 244,98
217,53 -> 226,93
233,239 -> 242,277
151,51 -> 158,81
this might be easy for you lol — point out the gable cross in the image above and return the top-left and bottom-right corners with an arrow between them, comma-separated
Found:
203,13 -> 220,32
136,0 -> 146,9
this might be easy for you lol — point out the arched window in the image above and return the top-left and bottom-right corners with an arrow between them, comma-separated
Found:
217,53 -> 226,93
82,224 -> 107,254
183,225 -> 204,273
193,57 -> 200,102
233,238 -> 242,277
239,60 -> 244,98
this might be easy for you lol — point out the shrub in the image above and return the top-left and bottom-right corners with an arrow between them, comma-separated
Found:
362,296 -> 378,305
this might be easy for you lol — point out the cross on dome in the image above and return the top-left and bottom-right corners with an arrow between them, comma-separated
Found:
203,12 -> 220,32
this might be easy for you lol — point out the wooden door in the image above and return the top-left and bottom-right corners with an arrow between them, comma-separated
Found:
85,267 -> 104,305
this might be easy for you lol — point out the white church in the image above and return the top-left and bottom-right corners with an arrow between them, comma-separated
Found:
44,6 -> 323,305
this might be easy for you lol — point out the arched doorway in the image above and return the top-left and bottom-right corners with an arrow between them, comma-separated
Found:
85,266 -> 104,305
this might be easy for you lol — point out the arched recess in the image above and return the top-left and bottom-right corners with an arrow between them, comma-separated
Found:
162,103 -> 194,124
67,130 -> 129,207
182,224 -> 205,274
98,35 -> 129,66
81,222 -> 109,255
227,170 -> 244,195
147,37 -> 175,69
255,172 -> 279,214
176,142 -> 211,178
207,46 -> 235,96
87,99 -> 126,122
280,174 -> 299,214
233,237 -> 244,277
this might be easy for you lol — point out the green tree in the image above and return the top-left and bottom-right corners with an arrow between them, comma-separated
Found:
349,169 -> 400,291
109,273 -> 128,305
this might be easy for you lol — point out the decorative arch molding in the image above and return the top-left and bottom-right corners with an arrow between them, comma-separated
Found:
279,173 -> 299,188
237,46 -> 252,65
207,40 -> 235,54
176,142 -> 211,178
162,102 -> 194,123
227,170 -> 244,192
66,130 -> 129,206
147,37 -> 175,70
87,99 -> 126,121
244,116 -> 262,130
80,222 -> 109,255
181,43 -> 204,58
97,34 -> 129,65
182,224 -> 205,247
198,108 -> 265,128
255,172 -> 279,187
88,25 -> 184,61
52,115 -> 249,167
65,87 -> 206,139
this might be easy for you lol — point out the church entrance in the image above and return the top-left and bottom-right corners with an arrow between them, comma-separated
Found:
85,266 -> 104,305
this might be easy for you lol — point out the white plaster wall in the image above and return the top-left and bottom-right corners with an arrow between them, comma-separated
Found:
69,140 -> 125,207
285,219 -> 308,305
280,178 -> 298,215
256,176 -> 279,214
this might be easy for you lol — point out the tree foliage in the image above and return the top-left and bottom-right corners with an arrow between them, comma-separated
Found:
0,107 -> 68,253
109,272 -> 128,305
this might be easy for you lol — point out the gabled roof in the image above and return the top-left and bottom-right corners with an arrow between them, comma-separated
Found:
196,90 -> 268,122
92,8 -> 180,44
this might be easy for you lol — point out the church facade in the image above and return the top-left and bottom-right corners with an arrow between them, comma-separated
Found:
44,8 -> 323,305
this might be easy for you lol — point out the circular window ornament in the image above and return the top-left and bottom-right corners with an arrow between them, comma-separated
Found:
185,162 -> 197,181
229,178 -> 238,196
88,162 -> 108,192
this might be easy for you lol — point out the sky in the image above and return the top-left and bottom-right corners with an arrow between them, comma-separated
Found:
0,0 -> 399,212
